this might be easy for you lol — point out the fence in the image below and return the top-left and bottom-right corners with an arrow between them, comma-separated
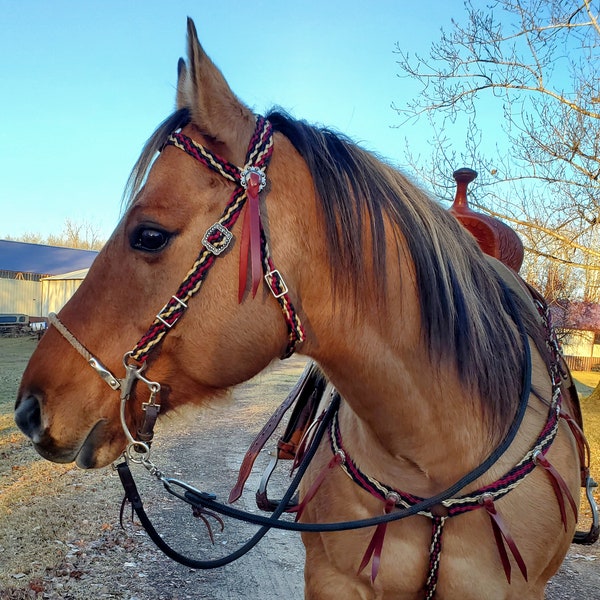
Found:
563,355 -> 600,372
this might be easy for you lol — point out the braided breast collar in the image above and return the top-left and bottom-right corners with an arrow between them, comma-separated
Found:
323,298 -> 578,596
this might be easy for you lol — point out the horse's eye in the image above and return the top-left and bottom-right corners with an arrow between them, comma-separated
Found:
130,226 -> 171,252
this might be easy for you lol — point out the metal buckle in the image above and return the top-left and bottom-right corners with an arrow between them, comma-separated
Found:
264,269 -> 288,299
202,222 -> 233,255
88,357 -> 121,390
240,166 -> 267,192
156,296 -> 188,328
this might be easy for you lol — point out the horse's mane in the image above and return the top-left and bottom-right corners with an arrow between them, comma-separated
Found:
125,107 -> 543,433
267,110 -> 542,432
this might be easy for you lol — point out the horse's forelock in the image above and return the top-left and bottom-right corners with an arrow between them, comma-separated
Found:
122,108 -> 191,209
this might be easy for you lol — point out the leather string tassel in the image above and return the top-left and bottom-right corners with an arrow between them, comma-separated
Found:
238,171 -> 263,302
534,451 -> 578,530
293,451 -> 345,522
480,494 -> 528,583
358,493 -> 399,584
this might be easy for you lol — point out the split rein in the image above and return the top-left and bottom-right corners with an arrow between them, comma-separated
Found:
47,115 -> 537,570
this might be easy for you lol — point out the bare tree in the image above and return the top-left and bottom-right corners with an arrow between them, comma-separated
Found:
395,0 -> 600,301
7,219 -> 105,251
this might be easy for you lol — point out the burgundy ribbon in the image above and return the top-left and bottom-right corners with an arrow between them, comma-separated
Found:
238,171 -> 263,302
358,494 -> 398,584
534,451 -> 578,530
293,451 -> 344,522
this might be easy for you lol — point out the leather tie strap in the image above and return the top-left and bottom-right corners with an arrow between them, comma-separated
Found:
481,494 -> 528,583
136,403 -> 160,443
293,451 -> 344,522
560,409 -> 591,486
238,171 -> 264,302
358,494 -> 398,584
534,451 -> 578,530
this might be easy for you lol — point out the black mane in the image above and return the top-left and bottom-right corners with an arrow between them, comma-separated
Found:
267,110 -> 540,431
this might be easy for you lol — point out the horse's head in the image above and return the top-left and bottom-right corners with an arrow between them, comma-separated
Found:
15,19 -> 320,468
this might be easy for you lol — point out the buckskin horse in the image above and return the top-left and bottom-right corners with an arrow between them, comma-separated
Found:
15,18 -> 597,599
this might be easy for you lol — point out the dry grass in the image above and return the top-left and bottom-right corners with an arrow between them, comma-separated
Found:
572,371 -> 600,476
2,340 -> 599,493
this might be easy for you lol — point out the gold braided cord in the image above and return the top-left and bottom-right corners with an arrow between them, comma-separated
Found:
165,135 -> 240,184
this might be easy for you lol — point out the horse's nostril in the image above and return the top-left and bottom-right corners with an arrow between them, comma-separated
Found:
14,394 -> 42,440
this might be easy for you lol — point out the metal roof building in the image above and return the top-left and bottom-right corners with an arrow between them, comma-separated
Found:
0,240 -> 98,316
0,239 -> 98,279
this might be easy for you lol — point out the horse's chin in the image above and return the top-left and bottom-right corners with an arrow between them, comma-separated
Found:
73,419 -> 122,469
32,419 -> 118,469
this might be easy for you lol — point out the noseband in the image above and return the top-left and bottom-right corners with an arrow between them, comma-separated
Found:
48,115 -> 305,457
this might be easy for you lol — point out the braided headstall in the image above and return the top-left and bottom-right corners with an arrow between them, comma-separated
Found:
131,115 -> 305,363
48,116 -> 305,463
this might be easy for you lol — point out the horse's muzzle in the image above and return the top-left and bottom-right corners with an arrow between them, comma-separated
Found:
15,393 -> 110,467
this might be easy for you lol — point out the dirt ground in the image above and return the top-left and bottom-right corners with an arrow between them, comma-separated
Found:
1,342 -> 599,599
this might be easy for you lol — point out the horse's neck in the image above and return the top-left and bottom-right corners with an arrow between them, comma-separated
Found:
314,339 -> 490,495
302,287 -> 491,496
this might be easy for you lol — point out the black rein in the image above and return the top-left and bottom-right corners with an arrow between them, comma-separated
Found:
116,280 -> 536,569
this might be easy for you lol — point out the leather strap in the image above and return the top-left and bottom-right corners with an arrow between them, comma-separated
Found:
293,451 -> 344,522
256,394 -> 328,512
238,171 -> 263,301
560,408 -> 591,486
117,461 -> 272,569
228,361 -> 323,503
116,395 -> 341,571
137,403 -> 160,443
534,451 -> 578,529
358,494 -> 398,583
481,494 -> 528,583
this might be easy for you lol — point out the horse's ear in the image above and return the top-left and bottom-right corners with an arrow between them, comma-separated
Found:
175,57 -> 189,110
182,18 -> 256,156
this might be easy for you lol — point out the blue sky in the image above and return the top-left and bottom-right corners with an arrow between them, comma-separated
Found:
1,1 -> 459,241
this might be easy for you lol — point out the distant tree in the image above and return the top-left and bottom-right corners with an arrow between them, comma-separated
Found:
395,0 -> 600,301
8,219 -> 105,250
